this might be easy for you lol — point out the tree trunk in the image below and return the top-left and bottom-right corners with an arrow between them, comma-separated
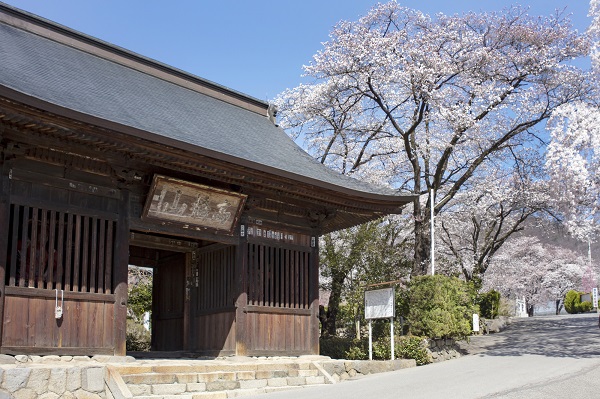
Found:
555,299 -> 563,315
322,272 -> 345,336
527,303 -> 535,317
413,208 -> 431,276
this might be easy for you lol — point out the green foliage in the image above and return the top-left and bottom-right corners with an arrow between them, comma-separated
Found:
407,275 -> 478,339
564,290 -> 581,314
320,336 -> 355,359
372,336 -> 392,360
345,344 -> 368,360
577,301 -> 593,313
396,336 -> 431,366
128,282 -> 152,323
478,290 -> 501,319
319,334 -> 430,365
319,219 -> 412,337
126,319 -> 151,352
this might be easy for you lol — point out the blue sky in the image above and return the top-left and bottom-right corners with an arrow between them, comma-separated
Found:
3,1 -> 593,102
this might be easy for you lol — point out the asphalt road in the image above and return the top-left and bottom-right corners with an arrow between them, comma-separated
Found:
249,313 -> 600,399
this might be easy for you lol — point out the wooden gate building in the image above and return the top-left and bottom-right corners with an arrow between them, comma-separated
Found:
0,4 -> 414,357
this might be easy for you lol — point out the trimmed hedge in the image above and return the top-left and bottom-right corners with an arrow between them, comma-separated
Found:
320,334 -> 431,365
407,275 -> 478,340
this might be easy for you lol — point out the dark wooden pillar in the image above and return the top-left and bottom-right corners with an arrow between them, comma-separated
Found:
113,188 -> 130,356
234,227 -> 248,356
309,235 -> 320,354
0,171 -> 10,348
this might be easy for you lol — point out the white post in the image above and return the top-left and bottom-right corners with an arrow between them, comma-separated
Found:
368,320 -> 373,360
430,188 -> 435,275
390,317 -> 395,360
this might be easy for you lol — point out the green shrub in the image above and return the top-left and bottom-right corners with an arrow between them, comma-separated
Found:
126,319 -> 151,352
396,336 -> 431,366
577,301 -> 593,313
372,336 -> 392,360
345,344 -> 368,360
407,275 -> 478,339
320,336 -> 354,359
478,290 -> 501,319
564,290 -> 581,314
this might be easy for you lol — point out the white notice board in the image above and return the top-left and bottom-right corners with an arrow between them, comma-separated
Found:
364,287 -> 395,320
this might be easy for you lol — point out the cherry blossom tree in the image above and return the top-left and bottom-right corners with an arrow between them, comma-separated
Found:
483,236 -> 586,315
545,1 -> 600,242
437,157 -> 552,284
276,2 -> 591,275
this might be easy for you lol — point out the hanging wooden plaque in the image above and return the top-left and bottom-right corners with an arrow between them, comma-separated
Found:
142,175 -> 246,234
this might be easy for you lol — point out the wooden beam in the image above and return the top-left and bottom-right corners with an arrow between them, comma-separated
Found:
0,172 -> 10,348
113,188 -> 130,356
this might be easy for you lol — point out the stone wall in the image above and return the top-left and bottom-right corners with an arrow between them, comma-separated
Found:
427,338 -> 463,363
318,359 -> 416,383
0,355 -> 133,399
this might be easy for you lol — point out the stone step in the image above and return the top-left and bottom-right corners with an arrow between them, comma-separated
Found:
116,361 -> 326,398
132,384 -> 330,399
116,361 -> 314,376
122,369 -> 294,385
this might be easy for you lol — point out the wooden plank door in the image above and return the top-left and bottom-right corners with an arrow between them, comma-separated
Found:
151,252 -> 186,351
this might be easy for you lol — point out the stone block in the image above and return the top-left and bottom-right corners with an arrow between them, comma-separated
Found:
151,383 -> 187,395
39,393 -> 60,399
254,370 -> 274,379
256,363 -> 292,371
238,379 -> 267,389
0,389 -> 9,399
3,368 -> 31,392
206,380 -> 240,391
27,368 -> 51,394
235,371 -> 255,380
306,376 -> 325,385
48,367 -> 67,394
217,364 -> 256,372
61,356 -> 74,362
128,384 -> 151,396
72,356 -> 91,363
186,382 -> 207,392
12,388 -> 37,399
14,355 -> 29,363
0,355 -> 15,365
285,376 -> 306,386
297,369 -> 317,377
177,373 -> 199,383
39,356 -> 61,364
151,365 -> 193,374
113,365 -> 153,375
123,373 -> 175,384
266,378 -> 287,387
82,367 -> 105,392
197,372 -> 236,383
297,362 -> 312,370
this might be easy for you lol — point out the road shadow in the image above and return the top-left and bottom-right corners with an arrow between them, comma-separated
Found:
459,313 -> 600,359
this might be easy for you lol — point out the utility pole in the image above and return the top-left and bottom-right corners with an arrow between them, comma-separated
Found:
431,188 -> 435,276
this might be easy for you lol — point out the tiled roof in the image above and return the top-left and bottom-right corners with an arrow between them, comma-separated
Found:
0,4 -> 413,202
